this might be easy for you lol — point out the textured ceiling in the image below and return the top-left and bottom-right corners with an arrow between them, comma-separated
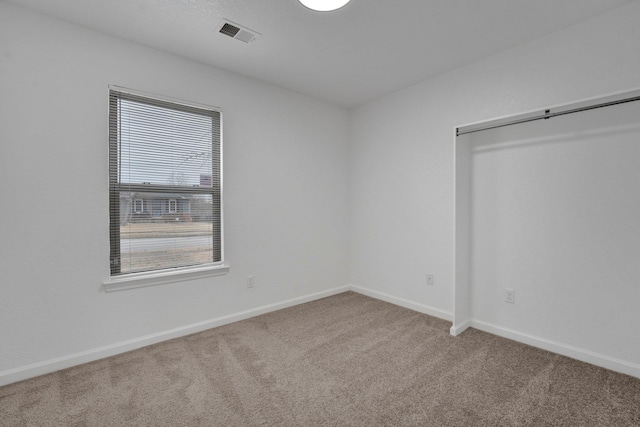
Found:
5,0 -> 634,107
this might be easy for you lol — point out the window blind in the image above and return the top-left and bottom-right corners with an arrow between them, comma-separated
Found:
109,88 -> 222,276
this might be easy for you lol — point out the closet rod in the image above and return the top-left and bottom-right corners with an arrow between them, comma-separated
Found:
456,93 -> 640,137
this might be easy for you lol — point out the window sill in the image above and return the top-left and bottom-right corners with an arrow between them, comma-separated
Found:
102,264 -> 230,292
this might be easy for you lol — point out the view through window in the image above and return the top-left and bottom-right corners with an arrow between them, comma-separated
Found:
109,88 -> 222,276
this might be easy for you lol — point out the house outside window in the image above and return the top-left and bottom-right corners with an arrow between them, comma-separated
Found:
109,87 -> 223,277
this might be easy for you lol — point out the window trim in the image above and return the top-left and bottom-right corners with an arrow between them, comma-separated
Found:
108,85 -> 226,285
103,263 -> 230,292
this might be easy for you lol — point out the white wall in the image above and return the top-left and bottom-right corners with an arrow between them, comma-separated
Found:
350,1 -> 640,369
0,3 -> 350,378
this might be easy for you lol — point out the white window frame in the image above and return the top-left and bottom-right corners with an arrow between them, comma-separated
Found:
132,199 -> 144,214
104,86 -> 228,291
168,199 -> 177,213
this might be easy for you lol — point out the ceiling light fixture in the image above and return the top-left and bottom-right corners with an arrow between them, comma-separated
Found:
298,0 -> 351,12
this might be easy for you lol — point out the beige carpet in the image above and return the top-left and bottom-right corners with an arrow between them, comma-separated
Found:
1,291 -> 639,426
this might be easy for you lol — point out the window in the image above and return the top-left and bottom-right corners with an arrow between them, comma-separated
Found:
132,199 -> 144,214
109,87 -> 223,277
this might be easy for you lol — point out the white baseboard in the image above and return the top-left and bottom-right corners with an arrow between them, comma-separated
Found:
470,319 -> 640,379
450,320 -> 471,336
349,285 -> 452,321
0,285 -> 351,387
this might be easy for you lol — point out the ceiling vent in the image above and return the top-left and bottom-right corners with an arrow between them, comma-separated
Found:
218,20 -> 260,44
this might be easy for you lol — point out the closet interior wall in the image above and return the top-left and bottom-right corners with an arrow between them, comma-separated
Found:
453,93 -> 640,376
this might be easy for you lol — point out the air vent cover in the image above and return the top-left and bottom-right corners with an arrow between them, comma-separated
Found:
219,23 -> 240,38
218,20 -> 260,44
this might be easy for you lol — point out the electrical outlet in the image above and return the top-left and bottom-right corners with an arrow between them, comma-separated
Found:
504,288 -> 515,304
427,274 -> 434,286
247,275 -> 254,288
